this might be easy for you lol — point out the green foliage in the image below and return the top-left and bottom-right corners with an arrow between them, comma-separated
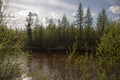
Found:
31,21 -> 98,51
97,8 -> 108,36
26,23 -> 120,80
0,26 -> 24,80
63,40 -> 96,80
84,7 -> 93,47
3,2 -> 118,80
96,23 -> 120,80
25,3 -> 102,51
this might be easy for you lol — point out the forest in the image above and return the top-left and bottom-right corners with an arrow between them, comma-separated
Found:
25,3 -> 110,52
0,0 -> 120,80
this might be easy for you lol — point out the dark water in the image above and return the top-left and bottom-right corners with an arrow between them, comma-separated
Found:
28,51 -> 67,79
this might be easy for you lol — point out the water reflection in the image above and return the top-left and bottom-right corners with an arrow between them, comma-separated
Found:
28,51 -> 67,79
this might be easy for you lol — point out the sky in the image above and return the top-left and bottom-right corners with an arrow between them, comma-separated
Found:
6,0 -> 120,29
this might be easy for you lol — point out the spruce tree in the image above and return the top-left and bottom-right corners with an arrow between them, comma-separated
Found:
75,3 -> 83,30
74,3 -> 84,47
84,7 -> 93,46
97,8 -> 107,35
26,12 -> 33,45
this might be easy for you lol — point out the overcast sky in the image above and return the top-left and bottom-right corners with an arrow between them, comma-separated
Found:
8,0 -> 120,29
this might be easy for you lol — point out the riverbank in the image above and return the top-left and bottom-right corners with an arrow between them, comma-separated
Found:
24,46 -> 96,54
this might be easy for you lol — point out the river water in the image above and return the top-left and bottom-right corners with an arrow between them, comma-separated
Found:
27,51 -> 68,79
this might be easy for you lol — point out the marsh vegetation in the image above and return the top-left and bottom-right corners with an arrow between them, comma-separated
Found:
0,0 -> 120,80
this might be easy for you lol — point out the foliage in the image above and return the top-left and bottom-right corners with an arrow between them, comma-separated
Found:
0,1 -> 119,80
0,26 -> 25,80
96,23 -> 120,80
26,12 -> 33,45
26,3 -> 99,51
97,8 -> 108,36
84,7 -> 93,47
31,21 -> 97,51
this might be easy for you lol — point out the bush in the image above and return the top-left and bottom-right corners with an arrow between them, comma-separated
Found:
0,26 -> 24,80
96,23 -> 120,80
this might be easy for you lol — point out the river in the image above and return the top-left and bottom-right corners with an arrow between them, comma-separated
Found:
27,51 -> 68,79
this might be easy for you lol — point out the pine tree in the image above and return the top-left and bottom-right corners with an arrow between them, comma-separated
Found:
84,7 -> 93,46
61,14 -> 69,47
38,25 -> 44,47
97,8 -> 107,35
74,3 -> 84,47
25,12 -> 33,45
61,14 -> 69,29
48,19 -> 55,28
75,3 -> 83,30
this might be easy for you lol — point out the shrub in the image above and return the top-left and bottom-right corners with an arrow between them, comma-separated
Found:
0,26 -> 24,80
96,23 -> 120,80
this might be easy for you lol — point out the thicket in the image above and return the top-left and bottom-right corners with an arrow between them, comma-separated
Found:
0,0 -> 26,79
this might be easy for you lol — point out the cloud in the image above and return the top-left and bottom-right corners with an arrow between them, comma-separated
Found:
115,17 -> 120,20
17,10 -> 39,19
72,8 -> 96,17
9,10 -> 61,28
51,12 -> 61,19
72,8 -> 88,17
42,17 -> 50,24
109,6 -> 120,13
10,1 -> 66,20
83,8 -> 96,17
84,8 -> 88,15
11,0 -> 76,12
114,13 -> 120,21
31,12 -> 38,16
91,13 -> 96,16
3,14 -> 17,22
72,11 -> 77,17
41,12 -> 61,26
7,0 -> 77,29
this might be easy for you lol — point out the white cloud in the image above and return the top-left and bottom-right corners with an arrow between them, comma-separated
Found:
8,0 -> 78,29
18,10 -> 39,17
72,8 -> 96,17
84,8 -> 96,17
115,17 -> 120,21
11,0 -> 76,11
51,12 -> 61,19
72,8 -> 88,16
72,11 -> 77,17
18,10 -> 29,17
45,0 -> 76,10
4,15 -> 17,20
42,17 -> 52,26
109,6 -> 120,13
42,12 -> 61,26
8,10 -> 62,28
10,2 -> 44,12
84,8 -> 87,15
91,13 -> 96,16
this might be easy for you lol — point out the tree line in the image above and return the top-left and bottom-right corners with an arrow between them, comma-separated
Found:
25,3 -> 111,52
